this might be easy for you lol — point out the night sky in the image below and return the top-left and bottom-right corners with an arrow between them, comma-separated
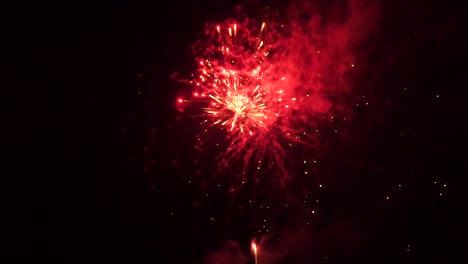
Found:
9,0 -> 468,263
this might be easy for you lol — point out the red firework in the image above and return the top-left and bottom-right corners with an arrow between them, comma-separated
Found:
188,21 -> 297,135
176,18 -> 340,179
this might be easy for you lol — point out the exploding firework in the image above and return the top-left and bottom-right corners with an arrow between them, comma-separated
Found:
172,2 -> 362,199
194,21 -> 292,136
177,19 -> 315,181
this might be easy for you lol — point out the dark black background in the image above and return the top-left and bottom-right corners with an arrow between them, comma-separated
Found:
7,0 -> 467,263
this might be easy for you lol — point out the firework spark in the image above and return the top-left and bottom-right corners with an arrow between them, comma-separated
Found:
251,241 -> 258,264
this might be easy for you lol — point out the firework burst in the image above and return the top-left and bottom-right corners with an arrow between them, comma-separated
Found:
193,21 -> 296,133
176,19 -> 314,181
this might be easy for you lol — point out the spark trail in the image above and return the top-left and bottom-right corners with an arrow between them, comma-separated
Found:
252,241 -> 259,264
